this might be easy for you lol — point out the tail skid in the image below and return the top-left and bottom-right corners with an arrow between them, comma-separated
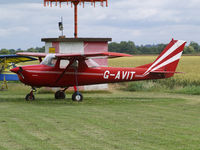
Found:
137,39 -> 186,77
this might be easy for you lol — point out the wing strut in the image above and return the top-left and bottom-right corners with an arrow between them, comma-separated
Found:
74,65 -> 79,92
72,65 -> 83,101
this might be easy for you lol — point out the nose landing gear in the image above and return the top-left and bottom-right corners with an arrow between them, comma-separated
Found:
25,87 -> 36,101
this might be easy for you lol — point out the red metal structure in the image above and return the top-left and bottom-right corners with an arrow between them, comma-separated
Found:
44,0 -> 108,38
11,39 -> 186,102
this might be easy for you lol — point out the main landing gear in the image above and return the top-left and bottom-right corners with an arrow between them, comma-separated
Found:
72,86 -> 83,102
54,86 -> 83,102
72,91 -> 83,102
55,88 -> 67,99
53,59 -> 83,102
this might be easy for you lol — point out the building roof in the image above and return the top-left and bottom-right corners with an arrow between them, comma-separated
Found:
41,37 -> 112,42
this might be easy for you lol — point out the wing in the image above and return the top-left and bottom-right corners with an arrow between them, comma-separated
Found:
17,52 -> 132,59
17,52 -> 47,58
0,55 -> 37,64
56,52 -> 132,59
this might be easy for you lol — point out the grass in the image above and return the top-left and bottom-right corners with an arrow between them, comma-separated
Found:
172,86 -> 200,95
0,83 -> 200,149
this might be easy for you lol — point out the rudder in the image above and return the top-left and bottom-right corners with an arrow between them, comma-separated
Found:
137,39 -> 186,77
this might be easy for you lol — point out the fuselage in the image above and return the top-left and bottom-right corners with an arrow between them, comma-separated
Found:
11,64 -> 164,88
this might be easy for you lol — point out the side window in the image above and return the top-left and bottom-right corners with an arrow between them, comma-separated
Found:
60,60 -> 69,69
85,59 -> 100,68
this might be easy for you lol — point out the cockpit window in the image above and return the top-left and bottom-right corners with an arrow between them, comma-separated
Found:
41,54 -> 57,67
60,59 -> 69,69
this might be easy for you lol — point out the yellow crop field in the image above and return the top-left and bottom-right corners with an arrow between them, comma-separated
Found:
109,56 -> 200,82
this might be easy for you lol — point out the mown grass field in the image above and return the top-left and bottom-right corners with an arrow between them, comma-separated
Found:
0,55 -> 199,149
1,83 -> 200,150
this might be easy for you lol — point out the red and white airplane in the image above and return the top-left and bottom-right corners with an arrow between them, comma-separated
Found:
11,39 -> 186,101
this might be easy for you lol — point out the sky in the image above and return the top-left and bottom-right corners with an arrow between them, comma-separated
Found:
0,0 -> 200,49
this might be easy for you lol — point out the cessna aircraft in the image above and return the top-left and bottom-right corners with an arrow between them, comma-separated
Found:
11,39 -> 186,101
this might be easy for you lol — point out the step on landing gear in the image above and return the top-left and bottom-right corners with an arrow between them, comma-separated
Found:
26,87 -> 36,101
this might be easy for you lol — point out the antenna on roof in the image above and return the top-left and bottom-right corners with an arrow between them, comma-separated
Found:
58,17 -> 65,38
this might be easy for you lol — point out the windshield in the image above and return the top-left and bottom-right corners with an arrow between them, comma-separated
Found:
41,54 -> 57,67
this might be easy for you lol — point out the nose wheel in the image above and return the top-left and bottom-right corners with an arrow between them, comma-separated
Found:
25,87 -> 36,101
26,94 -> 35,101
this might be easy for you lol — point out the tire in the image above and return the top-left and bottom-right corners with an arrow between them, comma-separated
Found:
72,92 -> 83,102
55,91 -> 66,99
25,94 -> 35,101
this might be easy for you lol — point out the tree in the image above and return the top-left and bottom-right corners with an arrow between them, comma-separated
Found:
0,49 -> 10,54
35,46 -> 45,53
27,48 -> 37,52
189,42 -> 199,53
108,41 -> 137,54
108,42 -> 121,53
184,46 -> 195,54
9,49 -> 15,54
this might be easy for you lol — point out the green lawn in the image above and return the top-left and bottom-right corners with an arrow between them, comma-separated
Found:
0,83 -> 200,150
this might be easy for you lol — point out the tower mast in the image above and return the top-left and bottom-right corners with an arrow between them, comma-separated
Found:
44,0 -> 108,38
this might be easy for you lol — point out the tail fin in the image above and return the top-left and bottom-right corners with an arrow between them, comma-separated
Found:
137,39 -> 186,77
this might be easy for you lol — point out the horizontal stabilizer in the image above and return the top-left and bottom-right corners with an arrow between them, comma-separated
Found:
150,71 -> 184,74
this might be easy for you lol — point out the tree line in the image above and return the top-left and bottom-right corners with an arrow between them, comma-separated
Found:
0,41 -> 200,55
0,47 -> 45,55
108,41 -> 200,54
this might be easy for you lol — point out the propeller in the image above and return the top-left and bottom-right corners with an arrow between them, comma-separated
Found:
17,67 -> 24,79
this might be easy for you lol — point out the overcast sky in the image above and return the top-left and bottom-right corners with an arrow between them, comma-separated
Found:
0,0 -> 200,49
